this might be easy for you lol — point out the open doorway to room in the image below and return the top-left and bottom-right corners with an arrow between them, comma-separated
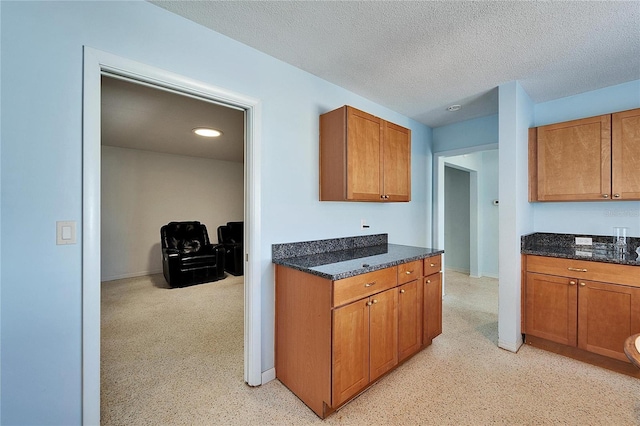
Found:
99,75 -> 246,423
444,165 -> 472,275
434,147 -> 500,345
435,148 -> 500,282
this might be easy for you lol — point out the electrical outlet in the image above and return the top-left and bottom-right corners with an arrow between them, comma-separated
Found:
575,237 -> 592,246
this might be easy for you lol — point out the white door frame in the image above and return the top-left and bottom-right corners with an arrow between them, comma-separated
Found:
433,143 -> 498,291
82,47 -> 262,425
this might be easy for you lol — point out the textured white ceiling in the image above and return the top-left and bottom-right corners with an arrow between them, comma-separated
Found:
101,76 -> 244,162
150,0 -> 640,128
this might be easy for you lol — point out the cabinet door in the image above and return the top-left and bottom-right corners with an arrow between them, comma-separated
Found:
369,289 -> 398,382
577,280 -> 640,362
612,108 -> 640,200
382,121 -> 411,202
537,115 -> 611,201
332,298 -> 370,407
423,272 -> 442,343
398,280 -> 422,361
346,108 -> 382,201
525,272 -> 577,346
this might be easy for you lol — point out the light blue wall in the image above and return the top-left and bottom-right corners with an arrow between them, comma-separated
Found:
532,79 -> 640,237
0,2 -> 432,424
534,80 -> 640,126
498,81 -> 534,351
480,150 -> 499,277
432,114 -> 498,153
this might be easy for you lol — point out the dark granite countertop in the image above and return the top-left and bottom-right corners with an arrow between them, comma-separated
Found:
273,234 -> 444,280
522,232 -> 640,266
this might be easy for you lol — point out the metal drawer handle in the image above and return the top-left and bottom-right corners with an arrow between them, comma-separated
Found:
567,267 -> 587,273
429,263 -> 436,267
364,281 -> 376,287
405,270 -> 413,275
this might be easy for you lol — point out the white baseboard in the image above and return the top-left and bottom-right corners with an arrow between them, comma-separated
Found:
498,337 -> 523,353
261,368 -> 276,384
101,269 -> 163,282
446,268 -> 499,280
446,267 -> 470,274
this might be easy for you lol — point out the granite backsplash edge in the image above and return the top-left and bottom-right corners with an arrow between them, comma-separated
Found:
272,233 -> 388,260
521,232 -> 640,250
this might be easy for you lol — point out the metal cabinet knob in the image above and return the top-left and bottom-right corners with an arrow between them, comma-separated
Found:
603,194 -> 609,199
569,281 -> 576,285
400,289 -> 405,294
580,282 -> 586,287
614,194 -> 621,198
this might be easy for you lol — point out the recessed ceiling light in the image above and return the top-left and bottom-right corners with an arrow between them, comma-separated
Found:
446,105 -> 461,112
192,127 -> 222,137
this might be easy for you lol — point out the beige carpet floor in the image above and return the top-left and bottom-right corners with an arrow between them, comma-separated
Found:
101,271 -> 640,425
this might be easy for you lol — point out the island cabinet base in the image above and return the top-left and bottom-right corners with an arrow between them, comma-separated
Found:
275,255 -> 442,418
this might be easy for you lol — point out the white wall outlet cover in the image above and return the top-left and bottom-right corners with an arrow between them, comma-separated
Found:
575,237 -> 593,246
57,221 -> 77,245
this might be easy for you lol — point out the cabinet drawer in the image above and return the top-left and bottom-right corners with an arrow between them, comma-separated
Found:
526,255 -> 640,287
424,255 -> 442,276
398,260 -> 423,284
333,267 -> 397,307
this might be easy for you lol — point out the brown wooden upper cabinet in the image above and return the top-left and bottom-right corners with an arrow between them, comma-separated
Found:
529,108 -> 640,201
320,106 -> 411,202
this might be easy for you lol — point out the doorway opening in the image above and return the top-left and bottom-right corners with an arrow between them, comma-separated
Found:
99,74 -> 246,421
82,47 -> 262,425
444,165 -> 472,275
434,145 -> 500,345
434,145 -> 499,286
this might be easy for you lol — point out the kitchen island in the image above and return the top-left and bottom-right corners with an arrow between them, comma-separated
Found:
272,234 -> 443,418
521,232 -> 640,377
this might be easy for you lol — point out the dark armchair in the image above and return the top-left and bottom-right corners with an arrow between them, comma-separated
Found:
160,221 -> 225,287
217,221 -> 244,276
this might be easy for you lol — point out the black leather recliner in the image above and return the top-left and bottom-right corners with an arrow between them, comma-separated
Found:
160,221 -> 225,287
217,221 -> 244,276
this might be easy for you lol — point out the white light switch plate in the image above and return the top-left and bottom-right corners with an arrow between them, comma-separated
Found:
575,237 -> 592,246
57,221 -> 77,245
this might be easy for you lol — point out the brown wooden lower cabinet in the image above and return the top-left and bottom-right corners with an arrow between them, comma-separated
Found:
398,280 -> 422,362
276,254 -> 442,418
523,255 -> 640,374
332,295 -> 370,407
424,271 -> 443,344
